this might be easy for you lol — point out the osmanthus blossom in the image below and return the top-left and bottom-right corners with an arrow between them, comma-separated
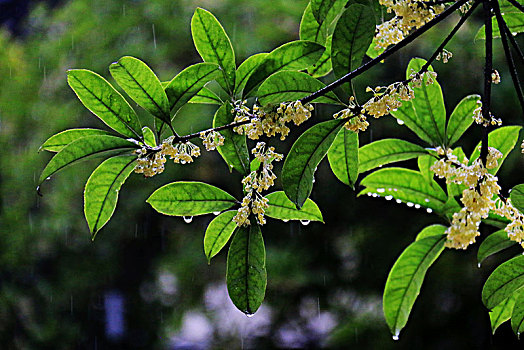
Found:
134,137 -> 201,177
430,146 -> 524,249
233,142 -> 283,227
232,100 -> 314,141
376,0 -> 445,50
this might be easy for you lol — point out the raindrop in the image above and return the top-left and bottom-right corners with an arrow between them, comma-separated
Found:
477,263 -> 481,268
396,199 -> 402,204
377,188 -> 385,193
246,313 -> 255,318
393,334 -> 399,341
426,208 -> 433,213
312,177 -> 316,184
385,195 -> 393,200
424,198 -> 430,203
372,193 -> 378,197
283,219 -> 289,222
407,202 -> 414,207
46,177 -> 51,181
367,192 -> 373,196
388,188 -> 393,191
123,4 -> 126,16
152,24 -> 157,49
300,220 -> 310,226
393,188 -> 398,191
396,119 -> 405,125
213,211 -> 220,216
414,204 -> 421,209
183,216 -> 193,223
181,160 -> 186,164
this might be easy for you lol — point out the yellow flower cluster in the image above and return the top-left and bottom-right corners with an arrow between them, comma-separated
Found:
491,70 -> 501,84
472,103 -> 502,126
233,142 -> 283,227
429,146 -> 524,249
375,0 -> 445,50
436,49 -> 453,63
232,100 -> 314,141
199,130 -> 225,151
134,137 -> 200,177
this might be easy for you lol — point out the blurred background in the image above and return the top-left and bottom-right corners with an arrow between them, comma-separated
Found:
1,0 -> 523,348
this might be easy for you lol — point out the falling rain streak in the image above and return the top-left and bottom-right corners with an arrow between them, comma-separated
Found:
152,24 -> 157,49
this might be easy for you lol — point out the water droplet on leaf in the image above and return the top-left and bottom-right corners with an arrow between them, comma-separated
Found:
426,208 -> 433,213
300,220 -> 310,226
283,219 -> 289,222
407,202 -> 414,207
377,188 -> 385,193
385,195 -> 393,200
213,211 -> 220,216
396,119 -> 404,125
414,204 -> 421,209
183,216 -> 193,223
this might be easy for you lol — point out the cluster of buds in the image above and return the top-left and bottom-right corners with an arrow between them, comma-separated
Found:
199,130 -> 225,151
134,137 -> 201,177
375,0 -> 445,50
472,102 -> 502,126
430,146 -> 511,249
232,100 -> 314,141
436,49 -> 453,63
333,97 -> 369,133
233,142 -> 283,227
491,70 -> 501,84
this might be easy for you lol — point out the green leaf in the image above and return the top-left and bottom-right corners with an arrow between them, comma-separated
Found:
84,155 -> 136,238
39,135 -> 136,185
235,53 -> 268,97
39,128 -> 111,152
282,119 -> 343,208
300,3 -> 328,44
415,224 -> 446,241
243,40 -> 325,96
469,126 -> 522,174
308,35 -> 333,78
147,181 -> 237,216
213,102 -> 250,175
511,289 -> 524,336
478,230 -> 517,265
191,8 -> 236,92
383,234 -> 446,337
188,87 -> 223,105
446,94 -> 481,146
257,71 -> 341,106
398,58 -> 446,146
482,255 -> 524,310
418,155 -> 435,185
67,69 -> 142,138
109,56 -> 171,124
327,127 -> 359,188
226,223 -> 267,315
490,294 -> 516,334
331,4 -> 375,82
359,168 -> 448,212
510,184 -> 524,213
366,36 -> 385,59
265,191 -> 323,222
164,62 -> 221,114
358,139 -> 428,173
142,126 -> 156,147
475,13 -> 524,40
204,210 -> 237,263
311,0 -> 339,23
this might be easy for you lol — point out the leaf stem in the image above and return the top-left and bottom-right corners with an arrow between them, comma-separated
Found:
493,0 -> 524,118
300,0 -> 470,104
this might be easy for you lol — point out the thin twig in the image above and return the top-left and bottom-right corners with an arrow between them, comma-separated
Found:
480,0 -> 493,165
496,8 -> 524,64
493,0 -> 524,117
300,0 -> 470,104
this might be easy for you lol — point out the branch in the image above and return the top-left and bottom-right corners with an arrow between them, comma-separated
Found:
480,0 -> 493,165
506,0 -> 524,13
419,0 -> 480,74
493,0 -> 524,117
300,0 -> 470,104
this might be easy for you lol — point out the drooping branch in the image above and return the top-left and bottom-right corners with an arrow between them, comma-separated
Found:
300,0 -> 470,104
480,0 -> 493,164
493,0 -> 524,117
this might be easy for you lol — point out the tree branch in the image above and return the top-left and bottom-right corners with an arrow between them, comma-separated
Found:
300,0 -> 470,104
493,0 -> 524,117
480,0 -> 493,165
506,0 -> 524,13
